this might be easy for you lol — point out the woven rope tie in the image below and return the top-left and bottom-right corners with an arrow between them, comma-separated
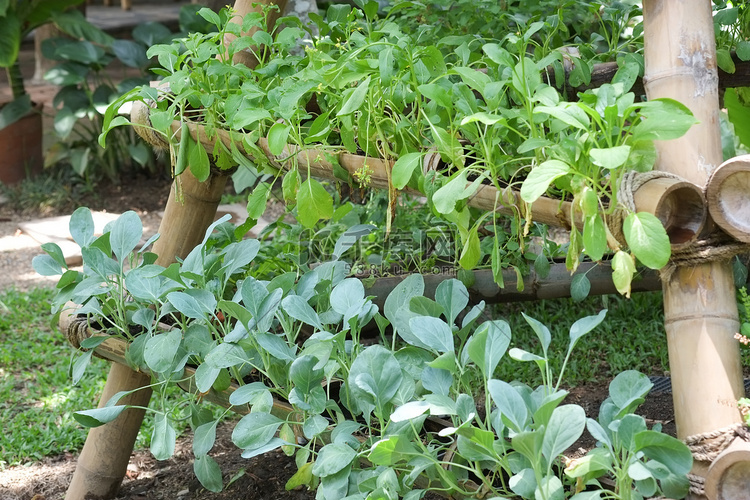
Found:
66,315 -> 92,350
682,422 -> 750,495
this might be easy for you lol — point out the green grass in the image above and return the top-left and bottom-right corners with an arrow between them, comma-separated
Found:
495,291 -> 670,387
0,288 -> 223,469
0,288 -> 109,467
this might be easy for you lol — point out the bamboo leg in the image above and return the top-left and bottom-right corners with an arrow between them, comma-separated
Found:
65,364 -> 152,499
65,171 -> 229,500
643,1 -> 746,497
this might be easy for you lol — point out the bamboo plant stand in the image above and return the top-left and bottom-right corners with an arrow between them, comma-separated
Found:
63,0 -> 750,498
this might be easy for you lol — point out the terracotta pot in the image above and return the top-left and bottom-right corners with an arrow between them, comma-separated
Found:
0,101 -> 44,185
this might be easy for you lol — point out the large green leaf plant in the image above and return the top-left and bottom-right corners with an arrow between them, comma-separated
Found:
35,208 -> 693,499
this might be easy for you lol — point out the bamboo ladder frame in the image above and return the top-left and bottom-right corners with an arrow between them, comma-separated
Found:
64,1 -> 750,498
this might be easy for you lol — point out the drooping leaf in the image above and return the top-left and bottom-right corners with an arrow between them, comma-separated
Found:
297,178 -> 333,228
151,413 -> 177,460
623,212 -> 670,269
520,160 -> 571,203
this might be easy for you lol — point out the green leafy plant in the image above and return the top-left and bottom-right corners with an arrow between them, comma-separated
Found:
566,371 -> 692,499
0,0 -> 85,128
35,208 -> 692,499
41,20 -> 174,181
99,2 -> 697,298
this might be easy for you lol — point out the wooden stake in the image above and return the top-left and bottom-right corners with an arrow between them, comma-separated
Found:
643,1 -> 746,496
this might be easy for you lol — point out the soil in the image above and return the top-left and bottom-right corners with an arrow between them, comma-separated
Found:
0,177 -> 679,500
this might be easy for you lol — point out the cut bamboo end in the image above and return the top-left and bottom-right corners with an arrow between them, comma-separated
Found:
633,177 -> 706,246
704,437 -> 750,500
707,156 -> 750,243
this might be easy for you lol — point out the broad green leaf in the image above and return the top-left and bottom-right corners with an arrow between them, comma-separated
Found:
569,309 -> 607,348
459,228 -> 481,270
348,345 -> 403,413
194,455 -> 223,492
536,475 -> 564,500
167,290 -> 217,319
70,206 -> 95,247
228,382 -> 270,406
32,254 -> 64,276
566,447 -> 612,479
535,104 -> 590,130
509,468 -> 536,499
488,379 -> 529,433
520,160 -> 571,203
590,145 -> 631,170
330,278 -> 365,314
245,182 -> 271,220
542,405 -> 586,465
297,178 -> 333,228
194,363 -> 221,393
337,76 -> 371,116
433,171 -> 468,214
193,420 -> 218,457
521,312 -> 551,354
332,224 -> 375,260
583,215 -> 607,262
634,431 -> 693,476
73,405 -> 127,427
390,401 -> 431,422
611,250 -> 636,297
267,122 -> 291,156
512,57 -> 541,95
204,342 -> 249,369
151,413 -> 176,460
232,412 -> 283,450
392,152 -> 422,189
282,295 -> 323,330
460,112 -> 504,126
632,98 -> 698,142
623,212 -> 670,269
408,316 -> 454,353
570,273 -> 591,303
609,370 -> 653,412
384,274 -> 424,326
435,279 -> 469,326
290,355 -> 324,393
369,435 -> 418,466
110,211 -> 142,262
464,320 -> 511,378
187,132 -> 210,182
144,328 -> 182,374
312,442 -> 357,477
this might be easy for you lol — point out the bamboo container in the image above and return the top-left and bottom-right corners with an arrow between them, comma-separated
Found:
643,1 -> 748,496
706,155 -> 750,242
162,117 -> 707,242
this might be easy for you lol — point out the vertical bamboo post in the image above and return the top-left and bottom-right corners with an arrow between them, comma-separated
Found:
643,0 -> 746,495
65,0 -> 286,497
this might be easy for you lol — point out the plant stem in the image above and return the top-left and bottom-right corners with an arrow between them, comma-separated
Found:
6,63 -> 26,100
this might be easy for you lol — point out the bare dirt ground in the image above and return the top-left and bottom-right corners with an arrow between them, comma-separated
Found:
0,173 -> 679,499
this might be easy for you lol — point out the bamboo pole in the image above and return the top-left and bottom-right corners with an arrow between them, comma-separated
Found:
706,155 -> 750,243
643,1 -> 747,496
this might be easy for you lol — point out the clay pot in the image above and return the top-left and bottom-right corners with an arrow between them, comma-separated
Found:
0,101 -> 44,185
